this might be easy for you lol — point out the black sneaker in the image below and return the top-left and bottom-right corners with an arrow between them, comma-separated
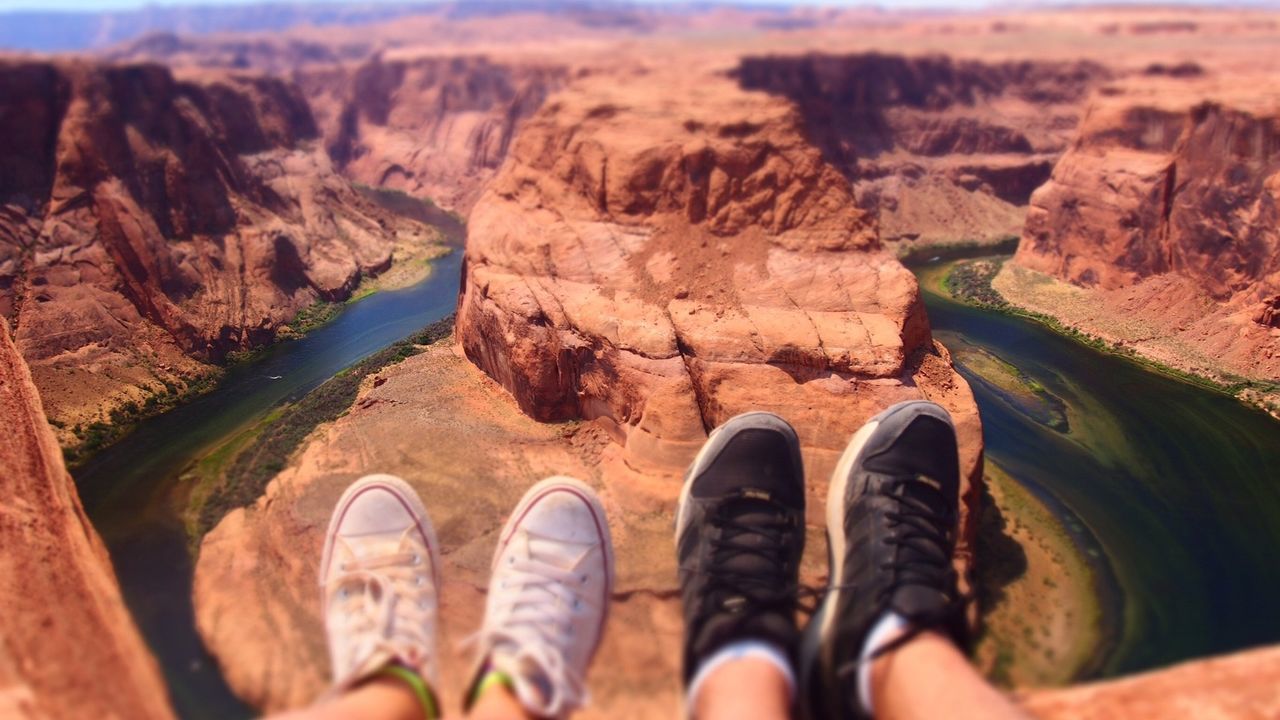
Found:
801,400 -> 968,720
675,411 -> 806,689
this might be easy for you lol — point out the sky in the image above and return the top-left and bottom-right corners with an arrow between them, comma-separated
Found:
0,0 -> 1242,12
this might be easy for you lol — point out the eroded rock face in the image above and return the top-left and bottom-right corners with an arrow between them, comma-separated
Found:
1014,76 -> 1280,381
0,59 -> 431,436
296,54 -> 569,215
0,318 -> 172,720
736,53 -> 1111,247
455,65 -> 984,540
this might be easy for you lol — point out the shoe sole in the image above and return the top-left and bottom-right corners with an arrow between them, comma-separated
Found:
673,411 -> 801,543
319,473 -> 442,609
798,400 -> 954,719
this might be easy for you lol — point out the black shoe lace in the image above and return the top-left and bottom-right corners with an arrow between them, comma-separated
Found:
874,474 -> 956,604
696,494 -> 800,623
834,474 -> 970,679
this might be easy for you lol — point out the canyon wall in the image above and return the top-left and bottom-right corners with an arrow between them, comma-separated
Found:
1007,75 -> 1280,388
736,53 -> 1111,248
0,59 -> 434,441
295,53 -> 569,215
0,318 -> 172,720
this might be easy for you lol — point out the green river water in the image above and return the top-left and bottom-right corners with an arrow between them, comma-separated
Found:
917,259 -> 1280,678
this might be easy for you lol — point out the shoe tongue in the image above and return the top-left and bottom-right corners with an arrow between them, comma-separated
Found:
526,534 -> 585,570
698,494 -> 792,643
890,584 -> 948,617
718,495 -> 785,566
886,476 -> 952,612
897,474 -> 949,516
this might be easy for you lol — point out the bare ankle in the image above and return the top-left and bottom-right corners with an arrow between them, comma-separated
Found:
692,658 -> 791,720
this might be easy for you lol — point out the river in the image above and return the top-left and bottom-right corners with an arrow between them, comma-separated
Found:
73,250 -> 1280,717
917,258 -> 1280,678
74,251 -> 462,719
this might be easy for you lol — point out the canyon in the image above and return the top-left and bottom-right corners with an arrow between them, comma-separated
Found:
196,57 -> 986,716
0,4 -> 1278,719
0,59 -> 440,451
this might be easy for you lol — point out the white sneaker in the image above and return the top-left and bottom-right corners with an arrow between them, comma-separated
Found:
319,474 -> 441,692
466,476 -> 616,719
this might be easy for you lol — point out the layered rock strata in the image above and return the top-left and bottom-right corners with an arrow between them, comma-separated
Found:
736,53 -> 1111,248
0,59 -> 434,439
296,53 -> 569,215
0,318 -> 173,720
454,65 -> 984,490
1008,74 -> 1280,389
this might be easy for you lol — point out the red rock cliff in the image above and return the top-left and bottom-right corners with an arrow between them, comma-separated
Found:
1014,75 -> 1280,383
296,53 -> 569,215
0,318 -> 172,719
455,62 -> 984,550
736,53 -> 1111,246
0,59 -> 429,436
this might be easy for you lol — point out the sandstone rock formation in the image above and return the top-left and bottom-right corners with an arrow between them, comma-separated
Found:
195,61 -> 986,715
737,53 -> 1110,248
0,318 -> 172,720
0,59 -> 436,441
296,53 -> 569,215
455,63 -> 984,492
1009,74 -> 1280,388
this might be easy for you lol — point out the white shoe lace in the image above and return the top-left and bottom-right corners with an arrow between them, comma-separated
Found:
326,535 -> 437,685
468,527 -> 600,717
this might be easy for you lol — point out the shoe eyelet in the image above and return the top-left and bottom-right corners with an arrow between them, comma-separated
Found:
579,574 -> 588,584
411,553 -> 421,565
508,556 -> 515,566
416,576 -> 425,586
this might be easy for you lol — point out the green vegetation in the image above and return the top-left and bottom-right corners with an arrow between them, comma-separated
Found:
948,337 -> 1070,433
974,464 -> 1103,686
354,184 -> 466,244
188,316 -> 455,541
292,298 -> 343,333
945,257 -> 1010,307
934,257 -> 1280,411
896,236 -> 1020,265
63,373 -> 221,467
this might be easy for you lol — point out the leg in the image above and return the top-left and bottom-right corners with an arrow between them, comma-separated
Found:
690,657 -> 793,720
870,630 -> 1028,720
676,412 -> 807,720
801,400 -> 1025,720
271,677 -> 424,720
270,474 -> 443,720
462,476 -> 615,719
